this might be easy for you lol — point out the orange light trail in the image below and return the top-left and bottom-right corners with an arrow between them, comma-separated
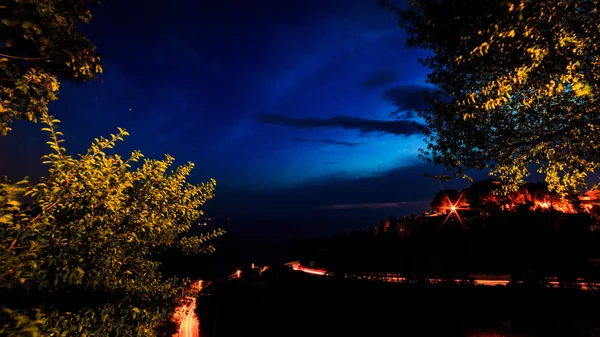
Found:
291,264 -> 327,275
172,298 -> 198,337
301,268 -> 327,275
178,298 -> 197,337
290,263 -> 599,290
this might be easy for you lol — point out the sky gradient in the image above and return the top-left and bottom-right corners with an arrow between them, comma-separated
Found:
0,0 -> 480,237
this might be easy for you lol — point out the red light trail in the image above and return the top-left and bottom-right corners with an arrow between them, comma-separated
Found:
291,263 -> 327,275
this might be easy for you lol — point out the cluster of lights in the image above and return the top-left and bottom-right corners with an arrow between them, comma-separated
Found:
439,190 -> 597,227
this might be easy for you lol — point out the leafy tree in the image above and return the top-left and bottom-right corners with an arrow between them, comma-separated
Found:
0,0 -> 103,135
382,0 -> 600,196
0,114 -> 224,336
463,179 -> 503,210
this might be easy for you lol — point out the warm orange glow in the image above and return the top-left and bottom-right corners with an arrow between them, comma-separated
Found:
499,188 -> 600,214
301,268 -> 327,275
442,192 -> 469,228
292,264 -> 327,275
474,279 -> 510,286
449,186 -> 600,215
236,269 -> 241,278
172,298 -> 199,337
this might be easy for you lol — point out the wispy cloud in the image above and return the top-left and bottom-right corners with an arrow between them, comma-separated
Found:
318,201 -> 408,210
294,138 -> 365,147
256,114 -> 422,136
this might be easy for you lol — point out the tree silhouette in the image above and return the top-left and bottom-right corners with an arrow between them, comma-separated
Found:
0,0 -> 104,134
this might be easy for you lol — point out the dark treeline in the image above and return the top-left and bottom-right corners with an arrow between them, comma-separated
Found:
288,212 -> 600,281
158,231 -> 288,281
287,181 -> 600,282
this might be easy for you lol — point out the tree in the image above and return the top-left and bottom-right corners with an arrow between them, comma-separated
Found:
382,0 -> 600,197
430,189 -> 461,213
0,114 -> 224,336
0,0 -> 103,135
463,179 -> 503,211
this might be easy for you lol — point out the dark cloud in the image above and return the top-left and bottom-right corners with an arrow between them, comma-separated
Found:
294,138 -> 365,147
382,85 -> 435,119
256,114 -> 422,136
361,69 -> 397,88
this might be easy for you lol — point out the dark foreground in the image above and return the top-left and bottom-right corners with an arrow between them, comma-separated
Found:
197,268 -> 600,337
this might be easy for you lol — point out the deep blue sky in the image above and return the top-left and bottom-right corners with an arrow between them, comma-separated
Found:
1,0 -> 476,238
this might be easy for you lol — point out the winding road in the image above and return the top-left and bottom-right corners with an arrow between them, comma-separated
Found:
177,298 -> 199,337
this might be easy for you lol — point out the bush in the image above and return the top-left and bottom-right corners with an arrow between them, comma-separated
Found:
0,114 -> 223,336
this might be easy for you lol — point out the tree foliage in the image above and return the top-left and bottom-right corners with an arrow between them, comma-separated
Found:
0,0 -> 103,135
0,114 -> 223,336
382,0 -> 600,196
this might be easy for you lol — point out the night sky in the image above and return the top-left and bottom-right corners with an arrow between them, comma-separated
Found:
0,0 -> 479,238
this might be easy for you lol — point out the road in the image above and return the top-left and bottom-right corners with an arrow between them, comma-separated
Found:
290,263 -> 598,289
175,298 -> 199,337
171,280 -> 205,337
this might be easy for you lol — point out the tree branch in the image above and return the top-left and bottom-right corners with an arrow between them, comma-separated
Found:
0,53 -> 49,61
509,119 -> 600,148
8,199 -> 61,251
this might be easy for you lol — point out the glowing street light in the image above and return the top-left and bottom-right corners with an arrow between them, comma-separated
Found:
442,192 -> 469,228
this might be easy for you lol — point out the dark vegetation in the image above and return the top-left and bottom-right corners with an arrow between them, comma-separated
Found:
286,180 -> 600,282
197,180 -> 600,337
288,211 -> 600,282
158,231 -> 288,280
